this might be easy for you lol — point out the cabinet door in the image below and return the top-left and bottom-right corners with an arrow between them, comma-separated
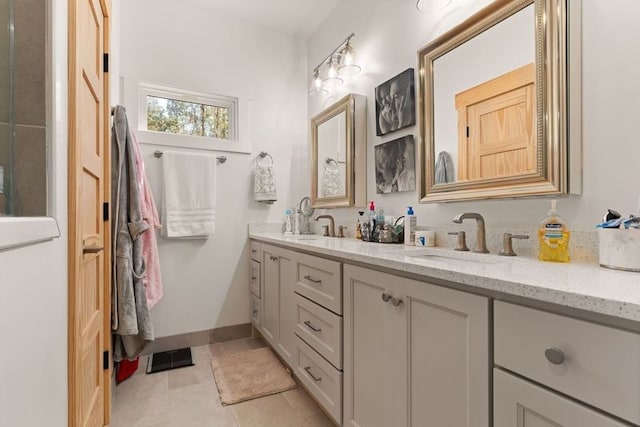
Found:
343,265 -> 406,427
277,248 -> 296,368
403,278 -> 489,427
261,246 -> 280,345
250,260 -> 260,297
494,369 -> 627,427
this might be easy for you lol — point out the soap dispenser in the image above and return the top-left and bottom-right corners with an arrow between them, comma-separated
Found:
538,199 -> 570,263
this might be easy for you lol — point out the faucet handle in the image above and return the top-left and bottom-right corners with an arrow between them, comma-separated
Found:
499,233 -> 529,256
448,231 -> 469,252
337,225 -> 346,238
321,225 -> 330,237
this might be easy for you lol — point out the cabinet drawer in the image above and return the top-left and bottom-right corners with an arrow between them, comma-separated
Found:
295,293 -> 343,369
295,337 -> 342,425
295,252 -> 342,314
250,240 -> 261,262
250,260 -> 261,297
251,294 -> 261,329
494,369 -> 627,427
494,301 -> 640,424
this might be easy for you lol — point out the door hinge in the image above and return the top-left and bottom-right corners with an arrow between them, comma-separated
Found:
103,202 -> 109,221
103,53 -> 109,73
103,350 -> 109,370
466,126 -> 470,138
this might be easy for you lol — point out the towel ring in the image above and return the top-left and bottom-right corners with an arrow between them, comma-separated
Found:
258,151 -> 274,165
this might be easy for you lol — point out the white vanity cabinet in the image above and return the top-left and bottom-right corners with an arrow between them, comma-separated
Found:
494,301 -> 640,426
343,264 -> 490,427
259,244 -> 297,368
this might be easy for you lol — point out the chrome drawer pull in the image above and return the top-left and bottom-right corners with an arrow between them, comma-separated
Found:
391,296 -> 403,307
304,320 -> 322,333
381,291 -> 392,303
545,347 -> 565,365
252,276 -> 257,280
304,275 -> 322,284
304,366 -> 322,382
270,256 -> 278,261
253,310 -> 258,315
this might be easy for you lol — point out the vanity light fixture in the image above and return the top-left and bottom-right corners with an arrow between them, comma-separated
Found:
309,33 -> 361,97
416,0 -> 453,13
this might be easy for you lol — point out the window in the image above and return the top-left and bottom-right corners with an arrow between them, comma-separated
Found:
139,83 -> 238,141
146,96 -> 230,139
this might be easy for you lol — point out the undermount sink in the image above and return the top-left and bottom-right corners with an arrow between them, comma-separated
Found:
403,248 -> 502,265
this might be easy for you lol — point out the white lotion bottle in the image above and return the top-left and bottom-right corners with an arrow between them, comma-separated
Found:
405,206 -> 417,246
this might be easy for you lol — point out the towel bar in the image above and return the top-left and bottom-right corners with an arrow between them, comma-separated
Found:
153,150 -> 227,163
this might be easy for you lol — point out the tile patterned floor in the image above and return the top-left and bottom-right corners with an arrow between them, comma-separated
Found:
109,337 -> 335,427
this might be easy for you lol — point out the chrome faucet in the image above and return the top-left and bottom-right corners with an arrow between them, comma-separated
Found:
315,215 -> 335,237
452,212 -> 489,253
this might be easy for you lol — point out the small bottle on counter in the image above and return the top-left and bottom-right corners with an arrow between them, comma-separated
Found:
356,211 -> 364,239
405,206 -> 416,246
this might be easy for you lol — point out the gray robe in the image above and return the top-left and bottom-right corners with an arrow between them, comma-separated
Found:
111,105 -> 154,361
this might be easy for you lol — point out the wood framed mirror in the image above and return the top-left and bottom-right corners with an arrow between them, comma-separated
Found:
419,0 -> 582,203
310,93 -> 366,208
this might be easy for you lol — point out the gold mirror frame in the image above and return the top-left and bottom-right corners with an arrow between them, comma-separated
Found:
419,0 -> 577,203
310,93 -> 366,208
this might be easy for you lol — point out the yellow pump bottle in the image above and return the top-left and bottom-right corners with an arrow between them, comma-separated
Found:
538,200 -> 570,263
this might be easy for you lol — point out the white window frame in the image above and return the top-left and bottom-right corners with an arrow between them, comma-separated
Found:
136,82 -> 251,154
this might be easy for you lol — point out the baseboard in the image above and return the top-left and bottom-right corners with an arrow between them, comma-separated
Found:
142,323 -> 252,355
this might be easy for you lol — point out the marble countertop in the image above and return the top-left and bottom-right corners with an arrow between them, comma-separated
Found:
249,231 -> 640,323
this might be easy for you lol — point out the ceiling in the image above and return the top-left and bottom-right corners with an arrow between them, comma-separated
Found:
191,0 -> 344,38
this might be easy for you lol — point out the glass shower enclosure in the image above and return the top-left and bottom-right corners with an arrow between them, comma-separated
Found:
0,0 -> 13,215
0,0 -> 48,217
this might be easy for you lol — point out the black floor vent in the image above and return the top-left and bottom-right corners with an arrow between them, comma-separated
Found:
146,347 -> 194,374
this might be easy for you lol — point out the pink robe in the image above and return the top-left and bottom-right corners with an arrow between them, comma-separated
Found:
132,132 -> 163,308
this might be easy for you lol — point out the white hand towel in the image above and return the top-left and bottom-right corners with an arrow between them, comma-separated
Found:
254,163 -> 277,204
161,151 -> 216,238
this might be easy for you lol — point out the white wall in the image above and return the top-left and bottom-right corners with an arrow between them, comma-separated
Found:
119,0 -> 308,337
307,0 -> 640,231
0,0 -> 68,425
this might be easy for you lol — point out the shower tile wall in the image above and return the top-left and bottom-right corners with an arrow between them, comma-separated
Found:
0,0 -> 46,216
0,1 -> 9,213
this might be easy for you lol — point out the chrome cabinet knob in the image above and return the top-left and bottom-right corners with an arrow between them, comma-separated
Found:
381,291 -> 392,303
391,296 -> 403,307
545,347 -> 566,365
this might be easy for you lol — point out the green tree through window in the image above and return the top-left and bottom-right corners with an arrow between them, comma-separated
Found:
146,96 -> 230,139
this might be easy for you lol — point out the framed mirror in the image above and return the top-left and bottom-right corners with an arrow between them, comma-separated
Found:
311,93 -> 366,208
419,0 -> 582,202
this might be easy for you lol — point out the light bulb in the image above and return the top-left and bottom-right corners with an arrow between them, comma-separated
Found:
344,50 -> 353,66
328,61 -> 338,79
338,44 -> 361,76
314,75 -> 322,89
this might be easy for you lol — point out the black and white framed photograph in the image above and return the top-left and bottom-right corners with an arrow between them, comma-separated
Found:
375,68 -> 416,136
374,135 -> 416,194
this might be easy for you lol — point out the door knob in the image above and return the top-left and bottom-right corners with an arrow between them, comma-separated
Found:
381,291 -> 392,303
391,296 -> 403,307
83,245 -> 104,254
